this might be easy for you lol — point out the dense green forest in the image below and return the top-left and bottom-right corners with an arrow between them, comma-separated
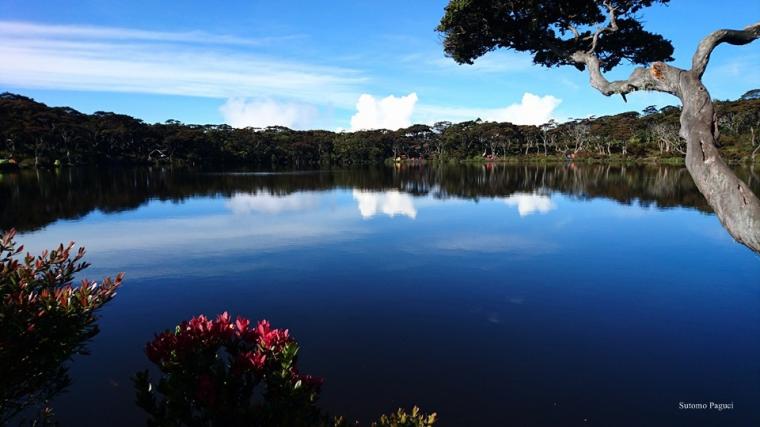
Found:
1,91 -> 759,168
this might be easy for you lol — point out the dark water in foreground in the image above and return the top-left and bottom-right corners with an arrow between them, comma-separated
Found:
2,164 -> 759,426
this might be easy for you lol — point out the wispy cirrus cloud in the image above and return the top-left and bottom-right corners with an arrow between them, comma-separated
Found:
0,21 -> 302,47
708,52 -> 760,87
0,20 -> 569,129
399,50 -> 534,74
0,20 -> 365,108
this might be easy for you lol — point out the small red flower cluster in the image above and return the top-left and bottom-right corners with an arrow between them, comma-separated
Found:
255,319 -> 291,350
146,312 -> 293,370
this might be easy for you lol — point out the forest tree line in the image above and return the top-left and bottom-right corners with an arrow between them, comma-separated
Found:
1,91 -> 759,168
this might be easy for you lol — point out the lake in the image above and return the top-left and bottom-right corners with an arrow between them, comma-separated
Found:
2,164 -> 759,426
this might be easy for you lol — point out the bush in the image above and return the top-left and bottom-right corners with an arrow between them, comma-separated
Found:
0,229 -> 122,423
135,312 -> 325,426
135,312 -> 437,427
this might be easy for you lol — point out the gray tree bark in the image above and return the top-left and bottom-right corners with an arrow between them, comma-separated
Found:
571,21 -> 760,253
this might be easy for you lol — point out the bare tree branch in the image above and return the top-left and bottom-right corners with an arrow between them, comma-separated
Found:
570,52 -> 678,100
568,1 -> 669,102
567,23 -> 580,41
557,3 -> 581,43
692,21 -> 760,78
588,0 -> 618,54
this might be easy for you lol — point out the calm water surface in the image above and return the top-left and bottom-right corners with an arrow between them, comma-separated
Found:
2,164 -> 759,426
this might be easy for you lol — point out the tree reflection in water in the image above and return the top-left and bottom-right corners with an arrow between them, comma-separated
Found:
1,163 -> 757,251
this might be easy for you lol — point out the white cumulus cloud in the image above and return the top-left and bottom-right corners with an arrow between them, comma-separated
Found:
485,93 -> 562,125
502,193 -> 556,217
415,92 -> 561,126
352,190 -> 417,219
220,98 -> 317,129
350,93 -> 418,131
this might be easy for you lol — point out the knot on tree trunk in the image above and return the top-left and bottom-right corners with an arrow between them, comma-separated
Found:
650,62 -> 666,80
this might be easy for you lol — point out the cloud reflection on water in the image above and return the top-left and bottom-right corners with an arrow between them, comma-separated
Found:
433,234 -> 557,254
352,190 -> 417,219
226,192 -> 321,214
502,192 -> 556,217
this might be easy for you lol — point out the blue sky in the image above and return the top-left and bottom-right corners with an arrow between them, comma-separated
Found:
1,0 -> 758,130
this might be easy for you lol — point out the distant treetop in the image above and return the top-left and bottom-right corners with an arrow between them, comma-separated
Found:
740,89 -> 760,101
0,92 -> 33,101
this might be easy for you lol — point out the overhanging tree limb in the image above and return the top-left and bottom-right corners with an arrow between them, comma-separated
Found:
692,22 -> 760,78
570,51 -> 676,100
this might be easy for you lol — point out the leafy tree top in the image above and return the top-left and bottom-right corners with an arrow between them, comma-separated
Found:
437,0 -> 674,72
740,89 -> 760,101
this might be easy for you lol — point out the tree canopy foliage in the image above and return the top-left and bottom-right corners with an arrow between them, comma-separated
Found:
436,0 -> 674,71
741,89 -> 760,101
